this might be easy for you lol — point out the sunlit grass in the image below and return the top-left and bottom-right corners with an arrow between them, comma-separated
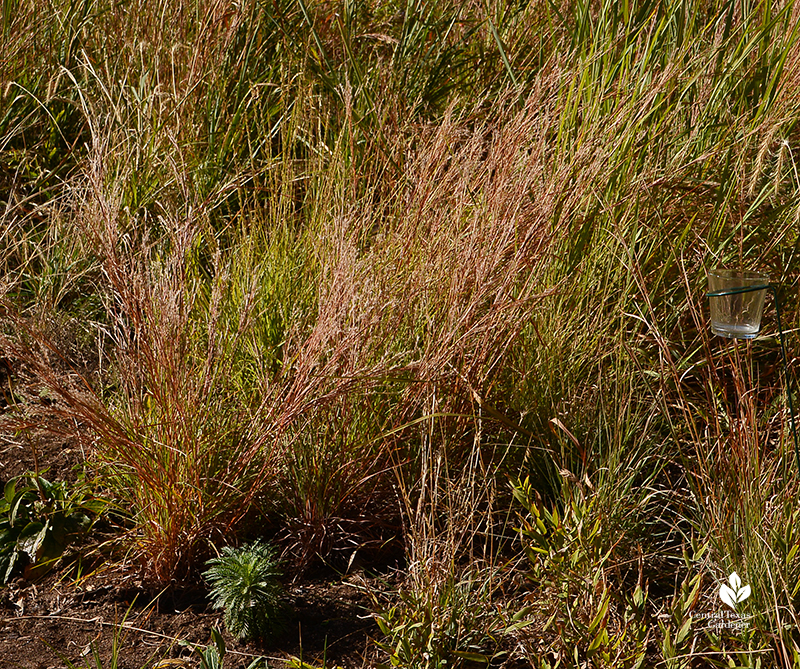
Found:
2,0 -> 800,665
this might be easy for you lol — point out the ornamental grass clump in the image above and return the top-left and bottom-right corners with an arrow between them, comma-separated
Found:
203,541 -> 289,643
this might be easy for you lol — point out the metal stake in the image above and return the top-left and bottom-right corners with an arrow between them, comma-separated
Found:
706,283 -> 799,478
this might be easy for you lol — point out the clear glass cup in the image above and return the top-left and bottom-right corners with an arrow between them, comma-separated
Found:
708,269 -> 770,339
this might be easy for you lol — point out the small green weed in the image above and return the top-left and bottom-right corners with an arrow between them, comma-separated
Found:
47,599 -> 156,669
179,627 -> 269,669
203,540 -> 289,643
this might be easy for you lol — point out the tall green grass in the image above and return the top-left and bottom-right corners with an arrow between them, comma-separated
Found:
2,0 -> 800,665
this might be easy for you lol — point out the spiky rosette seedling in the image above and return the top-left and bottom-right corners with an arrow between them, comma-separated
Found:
203,540 -> 288,642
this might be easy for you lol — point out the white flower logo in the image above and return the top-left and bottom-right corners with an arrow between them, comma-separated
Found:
719,572 -> 751,609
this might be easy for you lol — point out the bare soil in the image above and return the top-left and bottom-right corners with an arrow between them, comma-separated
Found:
0,565 -> 382,669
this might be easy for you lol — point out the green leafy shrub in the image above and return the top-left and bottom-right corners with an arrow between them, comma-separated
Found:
203,540 -> 289,642
0,472 -> 105,583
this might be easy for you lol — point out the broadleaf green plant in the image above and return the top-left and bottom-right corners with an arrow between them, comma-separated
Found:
0,472 -> 105,583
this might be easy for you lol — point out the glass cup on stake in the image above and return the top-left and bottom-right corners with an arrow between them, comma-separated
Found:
707,269 -> 769,339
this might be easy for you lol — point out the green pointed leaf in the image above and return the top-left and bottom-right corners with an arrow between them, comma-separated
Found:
18,520 -> 47,560
451,650 -> 489,663
3,550 -> 18,583
676,616 -> 693,645
589,593 -> 610,634
4,480 -> 16,504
